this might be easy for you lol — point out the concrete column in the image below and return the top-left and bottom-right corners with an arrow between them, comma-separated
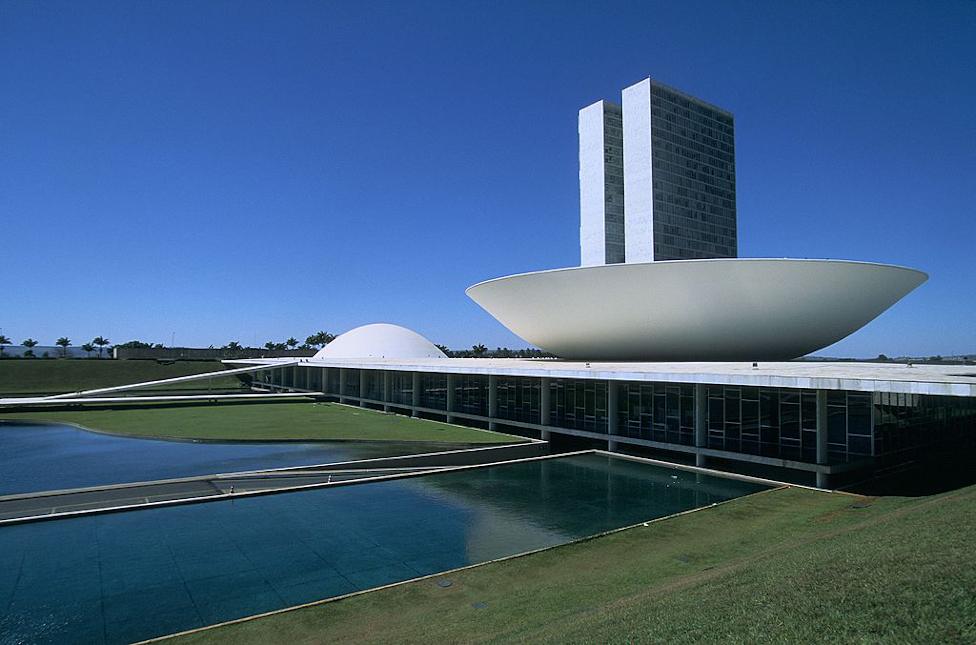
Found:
607,380 -> 619,452
695,383 -> 707,468
411,372 -> 421,417
540,377 -> 551,441
338,367 -> 347,404
816,389 -> 829,488
383,371 -> 391,412
359,370 -> 367,407
446,373 -> 455,423
488,374 -> 498,431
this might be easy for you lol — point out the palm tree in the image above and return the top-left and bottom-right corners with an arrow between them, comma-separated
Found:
0,335 -> 10,358
306,331 -> 336,348
286,337 -> 299,349
81,342 -> 95,358
264,341 -> 276,351
225,341 -> 242,351
56,337 -> 71,358
472,343 -> 488,357
22,338 -> 38,358
92,336 -> 110,358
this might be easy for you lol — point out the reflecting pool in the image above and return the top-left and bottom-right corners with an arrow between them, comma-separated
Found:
0,453 -> 768,644
0,422 -> 474,495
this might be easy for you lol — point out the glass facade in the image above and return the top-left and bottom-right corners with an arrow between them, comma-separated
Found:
496,377 -> 540,424
251,366 -> 976,473
362,370 -> 382,401
453,374 -> 488,416
650,82 -> 736,260
603,103 -> 625,264
420,373 -> 447,410
702,386 -> 872,464
615,382 -> 695,446
325,368 -> 341,395
341,368 -> 359,398
551,379 -> 608,434
307,367 -> 322,393
873,392 -> 976,461
388,371 -> 413,406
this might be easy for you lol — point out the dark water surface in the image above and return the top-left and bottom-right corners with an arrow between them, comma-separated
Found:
0,453 -> 768,644
0,422 -> 464,495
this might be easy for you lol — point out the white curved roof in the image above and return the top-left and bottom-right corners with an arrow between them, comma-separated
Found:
314,323 -> 446,360
466,258 -> 927,361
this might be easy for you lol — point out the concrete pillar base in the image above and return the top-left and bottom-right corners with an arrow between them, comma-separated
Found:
608,438 -> 619,452
540,428 -> 551,441
816,471 -> 830,489
488,421 -> 497,431
446,415 -> 455,424
383,405 -> 390,413
695,453 -> 707,468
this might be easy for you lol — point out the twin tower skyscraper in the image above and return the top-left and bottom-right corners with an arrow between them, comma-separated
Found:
579,77 -> 738,266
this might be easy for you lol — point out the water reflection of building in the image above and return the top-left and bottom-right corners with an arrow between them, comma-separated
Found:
412,454 -> 764,562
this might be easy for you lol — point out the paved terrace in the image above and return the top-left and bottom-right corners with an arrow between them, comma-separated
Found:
228,358 -> 976,398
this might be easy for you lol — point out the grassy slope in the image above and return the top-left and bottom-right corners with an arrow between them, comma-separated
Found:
169,484 -> 976,644
0,401 -> 522,444
0,359 -> 242,396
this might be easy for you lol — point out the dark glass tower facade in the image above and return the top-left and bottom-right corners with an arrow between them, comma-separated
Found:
581,77 -> 737,264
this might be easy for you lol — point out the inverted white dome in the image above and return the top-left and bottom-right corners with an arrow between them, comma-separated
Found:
466,258 -> 927,361
314,323 -> 447,360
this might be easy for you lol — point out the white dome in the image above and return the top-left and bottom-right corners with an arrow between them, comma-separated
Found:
314,323 -> 447,360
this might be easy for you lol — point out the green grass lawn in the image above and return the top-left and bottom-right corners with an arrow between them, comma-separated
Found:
0,401 -> 523,444
165,483 -> 976,644
0,359 -> 243,397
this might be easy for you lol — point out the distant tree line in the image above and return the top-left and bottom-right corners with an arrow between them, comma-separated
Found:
436,344 -> 555,359
0,335 -> 114,358
0,331 -> 340,359
0,331 -> 553,360
218,331 -> 337,353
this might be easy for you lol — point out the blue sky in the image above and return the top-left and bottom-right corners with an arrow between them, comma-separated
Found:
2,1 -> 973,356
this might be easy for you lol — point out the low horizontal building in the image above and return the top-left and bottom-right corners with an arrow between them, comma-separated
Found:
226,325 -> 976,488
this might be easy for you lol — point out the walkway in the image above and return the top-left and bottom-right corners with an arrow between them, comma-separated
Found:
0,441 -> 546,524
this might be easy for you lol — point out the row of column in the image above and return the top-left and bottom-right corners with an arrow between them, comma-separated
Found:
320,368 -> 832,488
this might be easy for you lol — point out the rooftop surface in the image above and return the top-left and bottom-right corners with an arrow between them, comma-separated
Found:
227,358 -> 976,398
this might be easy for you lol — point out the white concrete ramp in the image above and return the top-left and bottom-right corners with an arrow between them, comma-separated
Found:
43,362 -> 301,400
0,362 -> 309,408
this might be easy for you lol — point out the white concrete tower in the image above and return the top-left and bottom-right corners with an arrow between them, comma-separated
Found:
622,79 -> 655,263
579,100 -> 625,266
622,77 -> 737,262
